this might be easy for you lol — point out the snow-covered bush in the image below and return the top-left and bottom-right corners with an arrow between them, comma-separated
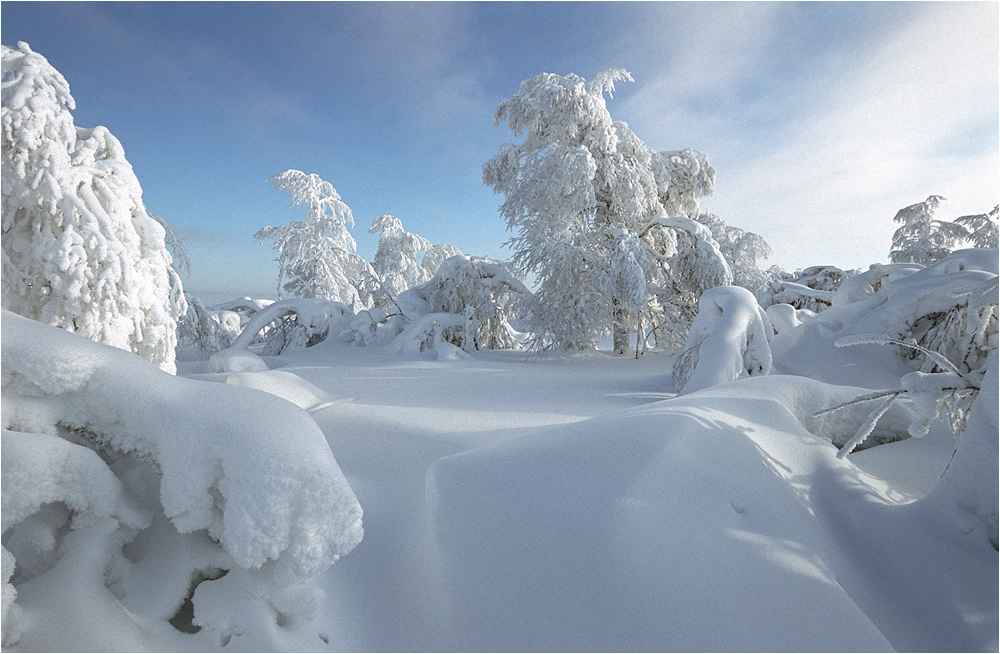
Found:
1,42 -> 185,373
255,170 -> 375,307
389,255 -> 531,354
816,338 -> 997,545
671,286 -> 774,394
222,297 -> 353,357
764,265 -> 853,312
176,295 -> 243,360
1,310 -> 363,649
483,69 -> 730,352
845,250 -> 998,375
890,195 -> 970,266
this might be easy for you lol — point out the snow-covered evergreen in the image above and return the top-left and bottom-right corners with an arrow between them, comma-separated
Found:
1,42 -> 184,373
956,205 -> 1000,249
890,195 -> 970,266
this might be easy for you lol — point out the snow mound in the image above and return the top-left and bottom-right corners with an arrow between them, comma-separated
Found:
1,311 -> 362,649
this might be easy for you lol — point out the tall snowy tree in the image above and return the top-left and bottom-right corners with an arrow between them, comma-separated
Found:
484,69 -> 730,351
255,170 -> 374,307
1,42 -> 185,373
890,195 -> 970,266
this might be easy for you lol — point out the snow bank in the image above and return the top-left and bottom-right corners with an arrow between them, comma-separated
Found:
426,373 -> 997,652
672,285 -> 773,393
1,311 -> 362,650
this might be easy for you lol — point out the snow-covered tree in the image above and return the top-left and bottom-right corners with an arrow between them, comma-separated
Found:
890,195 -> 970,266
658,148 -> 715,217
597,229 -> 652,354
671,285 -> 774,394
390,255 -> 531,354
483,69 -> 730,351
369,214 -> 433,308
176,295 -> 242,359
694,212 -> 773,298
255,170 -> 374,307
955,205 -> 999,249
1,42 -> 185,373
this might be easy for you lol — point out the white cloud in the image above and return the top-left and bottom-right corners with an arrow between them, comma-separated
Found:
620,2 -> 998,271
710,2 -> 999,270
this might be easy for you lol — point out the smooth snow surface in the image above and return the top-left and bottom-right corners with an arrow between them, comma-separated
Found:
178,339 -> 996,652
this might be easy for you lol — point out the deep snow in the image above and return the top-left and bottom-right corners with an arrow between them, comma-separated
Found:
3,278 -> 998,651
187,339 -> 994,652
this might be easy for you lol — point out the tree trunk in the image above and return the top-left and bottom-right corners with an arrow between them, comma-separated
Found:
613,308 -> 629,355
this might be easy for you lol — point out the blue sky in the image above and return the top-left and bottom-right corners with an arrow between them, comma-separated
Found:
3,2 -> 997,302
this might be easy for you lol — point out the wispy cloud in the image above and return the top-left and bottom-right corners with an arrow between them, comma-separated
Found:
616,2 -> 998,270
714,2 -> 999,270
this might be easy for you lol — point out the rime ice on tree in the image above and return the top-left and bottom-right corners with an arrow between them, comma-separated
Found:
484,69 -> 731,351
1,42 -> 185,372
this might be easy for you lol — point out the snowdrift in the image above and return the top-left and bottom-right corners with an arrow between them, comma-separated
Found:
1,311 -> 362,650
426,374 -> 997,652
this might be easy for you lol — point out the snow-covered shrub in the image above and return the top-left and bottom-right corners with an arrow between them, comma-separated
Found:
176,295 -> 243,360
1,42 -> 185,373
255,170 -> 375,307
846,250 -> 998,375
830,262 -> 922,307
671,286 -> 774,394
483,69 -> 730,351
816,336 -> 997,546
1,310 -> 363,649
389,255 -> 531,354
764,265 -> 853,312
223,298 -> 353,357
890,195 -> 970,266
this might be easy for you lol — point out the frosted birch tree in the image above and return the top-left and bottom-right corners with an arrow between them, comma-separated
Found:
484,69 -> 730,351
1,42 -> 184,373
255,170 -> 374,307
